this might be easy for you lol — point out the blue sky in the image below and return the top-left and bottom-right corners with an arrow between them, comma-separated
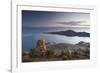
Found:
22,10 -> 90,28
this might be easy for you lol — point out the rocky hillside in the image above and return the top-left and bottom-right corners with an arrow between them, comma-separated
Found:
46,42 -> 90,56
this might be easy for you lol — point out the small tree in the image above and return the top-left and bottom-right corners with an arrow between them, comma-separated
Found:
46,49 -> 55,58
29,48 -> 36,58
61,49 -> 72,60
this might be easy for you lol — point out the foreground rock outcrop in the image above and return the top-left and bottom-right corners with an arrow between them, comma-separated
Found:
22,41 -> 90,62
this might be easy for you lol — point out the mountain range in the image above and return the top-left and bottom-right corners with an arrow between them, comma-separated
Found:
46,30 -> 90,37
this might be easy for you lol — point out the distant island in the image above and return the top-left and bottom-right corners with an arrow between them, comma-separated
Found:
45,30 -> 90,37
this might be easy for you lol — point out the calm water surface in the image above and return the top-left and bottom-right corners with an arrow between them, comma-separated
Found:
22,27 -> 90,51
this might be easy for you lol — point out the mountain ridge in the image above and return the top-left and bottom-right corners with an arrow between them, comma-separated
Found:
45,30 -> 90,37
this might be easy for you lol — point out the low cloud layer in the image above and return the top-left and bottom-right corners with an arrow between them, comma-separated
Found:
56,21 -> 87,25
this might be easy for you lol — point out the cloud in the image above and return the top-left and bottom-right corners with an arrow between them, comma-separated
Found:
56,21 -> 88,25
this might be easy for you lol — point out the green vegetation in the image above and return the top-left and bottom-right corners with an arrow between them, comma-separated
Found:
46,49 -> 56,58
60,49 -> 72,60
29,48 -> 37,57
22,47 -> 90,62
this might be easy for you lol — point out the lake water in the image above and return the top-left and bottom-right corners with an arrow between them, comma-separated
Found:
22,27 -> 90,51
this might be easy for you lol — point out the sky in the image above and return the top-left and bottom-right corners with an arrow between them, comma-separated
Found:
22,10 -> 90,28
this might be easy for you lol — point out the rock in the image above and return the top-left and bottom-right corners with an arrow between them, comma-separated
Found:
76,41 -> 90,48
